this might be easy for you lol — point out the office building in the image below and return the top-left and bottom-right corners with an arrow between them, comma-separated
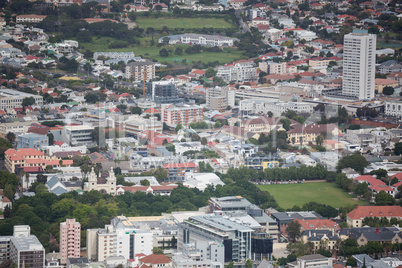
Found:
147,81 -> 181,104
7,226 -> 45,268
206,87 -> 235,111
0,88 -> 43,110
125,59 -> 156,81
60,219 -> 81,264
172,241 -> 224,268
180,34 -> 239,47
87,216 -> 153,262
178,212 -> 273,262
161,104 -> 203,126
17,133 -> 49,150
288,254 -> 333,268
61,125 -> 94,146
342,30 -> 376,100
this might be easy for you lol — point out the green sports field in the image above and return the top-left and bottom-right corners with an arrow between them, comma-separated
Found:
257,182 -> 368,209
135,17 -> 235,29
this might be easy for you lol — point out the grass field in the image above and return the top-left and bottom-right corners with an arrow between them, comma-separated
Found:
135,17 -> 235,29
257,182 -> 368,209
80,36 -> 245,64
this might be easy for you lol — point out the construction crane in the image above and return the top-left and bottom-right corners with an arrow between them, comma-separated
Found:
132,67 -> 188,99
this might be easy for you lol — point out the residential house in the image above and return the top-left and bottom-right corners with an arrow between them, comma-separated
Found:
346,205 -> 402,227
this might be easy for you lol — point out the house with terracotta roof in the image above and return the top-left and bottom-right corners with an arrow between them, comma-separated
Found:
0,189 -> 12,211
241,116 -> 284,133
375,79 -> 398,94
138,254 -> 172,268
117,185 -> 178,196
386,72 -> 402,86
294,218 -> 339,231
346,205 -> 402,227
162,162 -> 199,181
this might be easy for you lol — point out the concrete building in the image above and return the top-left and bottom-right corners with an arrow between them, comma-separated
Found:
16,15 -> 47,23
0,121 -> 38,137
61,124 -> 94,146
385,100 -> 402,117
342,30 -> 376,100
17,133 -> 49,150
180,34 -> 239,47
259,61 -> 286,75
124,115 -> 163,137
8,225 -> 45,268
162,162 -> 199,181
178,212 -> 273,262
240,99 -> 314,117
87,216 -> 153,262
172,241 -> 224,268
346,206 -> 402,228
60,219 -> 81,264
147,81 -> 181,104
125,60 -> 156,81
206,87 -> 235,111
0,88 -> 43,110
161,104 -> 203,126
288,254 -> 333,268
216,60 -> 257,83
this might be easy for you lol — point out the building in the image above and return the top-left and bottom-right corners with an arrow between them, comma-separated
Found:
0,121 -> 38,138
87,216 -> 153,262
241,116 -> 283,133
375,79 -> 398,94
180,34 -> 239,47
60,219 -> 81,264
9,225 -> 45,268
287,124 -> 341,146
125,60 -> 156,81
172,241 -> 224,268
17,133 -> 49,150
216,60 -> 257,83
4,148 -> 72,174
84,167 -> 117,195
259,61 -> 286,75
162,162 -> 199,181
61,125 -> 94,146
178,212 -> 273,262
206,87 -> 235,111
0,88 -> 43,110
346,206 -> 402,228
16,15 -> 47,23
342,29 -> 376,100
161,104 -> 203,126
299,230 -> 339,251
340,227 -> 401,246
239,99 -> 314,117
288,254 -> 333,268
147,81 -> 181,104
124,116 -> 163,137
138,254 -> 172,268
385,100 -> 402,118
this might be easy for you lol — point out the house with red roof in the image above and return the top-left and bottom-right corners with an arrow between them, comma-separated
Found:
162,162 -> 198,181
189,69 -> 206,77
287,123 -> 341,146
117,185 -> 178,196
294,218 -> 339,231
347,205 -> 402,227
0,189 -> 12,211
138,254 -> 172,268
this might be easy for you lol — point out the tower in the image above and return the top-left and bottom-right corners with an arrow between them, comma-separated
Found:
342,29 -> 376,100
60,219 -> 81,264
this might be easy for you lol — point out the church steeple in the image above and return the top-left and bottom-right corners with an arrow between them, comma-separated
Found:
89,166 -> 97,182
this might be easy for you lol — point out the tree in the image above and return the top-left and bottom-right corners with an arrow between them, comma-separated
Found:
47,133 -> 54,145
383,86 -> 394,96
315,135 -> 324,146
4,184 -> 14,201
201,137 -> 207,145
175,124 -> 183,133
346,257 -> 357,267
6,132 -> 16,143
336,152 -> 369,174
394,142 -> 402,156
130,106 -> 142,115
245,259 -> 252,268
22,97 -> 35,108
375,191 -> 396,206
267,111 -> 273,118
286,220 -> 301,242
205,67 -> 217,78
140,179 -> 150,186
174,47 -> 183,55
159,48 -> 169,57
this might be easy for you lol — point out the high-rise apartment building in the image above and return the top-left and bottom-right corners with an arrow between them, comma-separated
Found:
60,219 -> 81,264
147,81 -> 181,104
206,87 -> 235,111
342,29 -> 376,100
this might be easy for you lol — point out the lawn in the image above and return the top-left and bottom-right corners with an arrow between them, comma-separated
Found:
80,36 -> 245,64
135,17 -> 235,29
257,182 -> 368,209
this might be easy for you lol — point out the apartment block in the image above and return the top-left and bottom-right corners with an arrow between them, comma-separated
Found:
180,34 -> 239,47
342,30 -> 376,100
161,104 -> 203,126
16,15 -> 47,23
240,99 -> 314,117
87,216 -> 153,262
385,100 -> 402,117
216,60 -> 257,83
0,121 -> 38,137
206,87 -> 235,111
60,219 -> 81,264
125,60 -> 156,81
8,226 -> 45,268
0,88 -> 43,110
172,241 -> 224,268
259,61 -> 286,75
148,81 -> 181,104
17,133 -> 49,150
162,162 -> 199,181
